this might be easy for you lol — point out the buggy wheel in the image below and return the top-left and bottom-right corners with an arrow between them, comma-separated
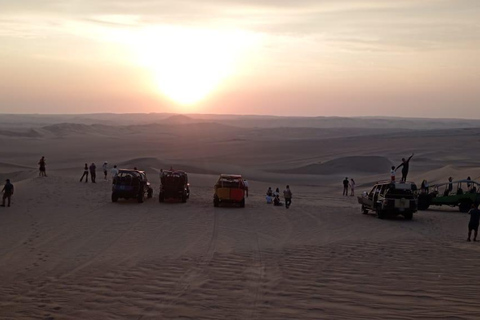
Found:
137,192 -> 144,203
213,196 -> 219,207
240,198 -> 245,208
417,194 -> 430,211
181,193 -> 187,203
403,212 -> 413,220
459,200 -> 472,213
147,188 -> 153,198
361,205 -> 368,214
112,193 -> 118,203
377,208 -> 385,219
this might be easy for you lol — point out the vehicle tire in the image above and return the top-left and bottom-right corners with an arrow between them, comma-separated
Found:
417,194 -> 430,211
181,193 -> 187,203
404,212 -> 413,220
361,205 -> 368,215
459,200 -> 472,213
147,188 -> 153,198
137,192 -> 144,203
240,198 -> 245,208
213,196 -> 219,207
112,193 -> 118,203
159,192 -> 164,203
377,209 -> 385,219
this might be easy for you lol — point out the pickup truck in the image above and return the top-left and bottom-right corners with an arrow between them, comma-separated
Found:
358,181 -> 418,220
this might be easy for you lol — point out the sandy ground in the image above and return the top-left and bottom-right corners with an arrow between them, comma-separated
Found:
1,118 -> 480,319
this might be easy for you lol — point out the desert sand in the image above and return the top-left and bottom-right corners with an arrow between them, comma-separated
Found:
1,114 -> 480,319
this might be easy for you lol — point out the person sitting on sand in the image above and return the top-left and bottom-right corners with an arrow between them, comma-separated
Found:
80,163 -> 89,183
343,177 -> 349,196
266,187 -> 273,197
1,179 -> 14,207
467,203 -> 480,242
273,193 -> 283,206
395,153 -> 414,182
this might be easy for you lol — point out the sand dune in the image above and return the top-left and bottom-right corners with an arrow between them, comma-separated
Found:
1,115 -> 480,319
277,156 -> 393,175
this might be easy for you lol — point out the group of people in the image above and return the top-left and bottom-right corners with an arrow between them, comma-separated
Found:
342,178 -> 355,196
390,153 -> 414,183
80,162 -> 118,183
266,185 -> 293,209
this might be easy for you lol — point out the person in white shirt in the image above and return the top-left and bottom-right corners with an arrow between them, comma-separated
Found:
350,178 -> 356,196
243,179 -> 249,197
110,165 -> 119,178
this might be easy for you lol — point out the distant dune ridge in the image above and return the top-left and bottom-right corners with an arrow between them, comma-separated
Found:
277,156 -> 393,175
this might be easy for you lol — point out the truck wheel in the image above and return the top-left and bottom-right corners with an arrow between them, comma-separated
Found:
213,196 -> 219,207
159,192 -> 164,203
137,192 -> 144,203
181,193 -> 187,203
377,209 -> 385,219
240,198 -> 245,208
404,212 -> 413,220
147,188 -> 153,198
417,194 -> 430,211
459,200 -> 472,213
112,193 -> 118,203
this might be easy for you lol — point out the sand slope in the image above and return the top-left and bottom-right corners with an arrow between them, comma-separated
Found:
1,116 -> 480,319
0,170 -> 479,319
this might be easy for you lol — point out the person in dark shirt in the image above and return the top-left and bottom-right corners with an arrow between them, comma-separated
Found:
396,153 -> 414,182
80,163 -> 89,182
467,203 -> 480,242
38,156 -> 47,177
343,177 -> 349,196
89,163 -> 97,183
1,179 -> 14,207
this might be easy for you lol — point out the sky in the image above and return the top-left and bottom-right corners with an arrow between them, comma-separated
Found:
0,0 -> 479,117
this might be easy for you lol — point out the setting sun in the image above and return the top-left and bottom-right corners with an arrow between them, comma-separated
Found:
131,27 -> 261,107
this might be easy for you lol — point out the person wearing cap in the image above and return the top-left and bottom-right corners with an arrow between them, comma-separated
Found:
102,161 -> 108,180
1,179 -> 14,207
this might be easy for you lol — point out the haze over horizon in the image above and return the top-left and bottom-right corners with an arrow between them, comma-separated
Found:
1,0 -> 479,118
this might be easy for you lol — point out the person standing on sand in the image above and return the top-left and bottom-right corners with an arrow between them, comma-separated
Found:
89,163 -> 97,183
243,179 -> 249,197
343,177 -> 349,196
390,166 -> 396,182
102,162 -> 108,180
1,179 -> 14,207
110,165 -> 119,178
467,203 -> 480,242
350,178 -> 356,196
395,153 -> 414,182
283,185 -> 292,209
80,163 -> 89,182
38,156 -> 47,177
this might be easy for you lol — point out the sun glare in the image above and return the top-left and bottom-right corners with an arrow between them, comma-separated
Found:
131,27 -> 260,107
